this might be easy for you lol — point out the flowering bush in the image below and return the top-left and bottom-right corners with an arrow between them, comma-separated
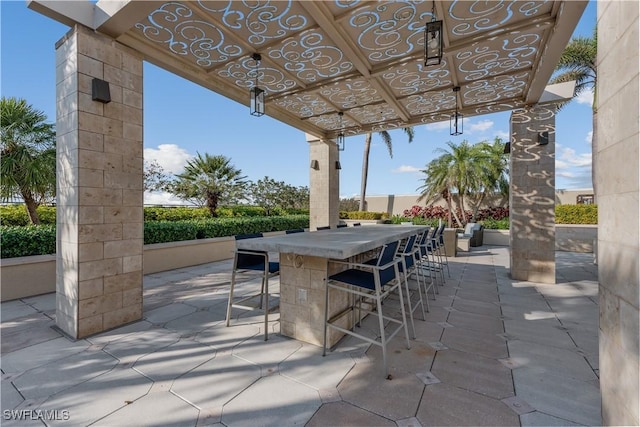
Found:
402,205 -> 510,228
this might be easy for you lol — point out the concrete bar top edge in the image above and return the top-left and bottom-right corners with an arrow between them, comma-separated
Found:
235,225 -> 430,259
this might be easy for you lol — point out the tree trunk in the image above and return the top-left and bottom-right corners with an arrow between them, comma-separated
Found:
23,192 -> 40,225
359,132 -> 372,211
206,191 -> 219,217
591,109 -> 598,204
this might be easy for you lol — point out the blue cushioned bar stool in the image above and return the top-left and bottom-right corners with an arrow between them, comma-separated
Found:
419,227 -> 446,287
397,233 -> 428,338
323,240 -> 411,378
434,224 -> 451,277
225,233 -> 280,340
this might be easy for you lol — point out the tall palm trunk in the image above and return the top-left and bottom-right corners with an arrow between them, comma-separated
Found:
591,109 -> 598,203
359,132 -> 372,211
22,192 -> 40,224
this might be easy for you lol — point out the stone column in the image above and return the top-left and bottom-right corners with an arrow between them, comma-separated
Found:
509,105 -> 556,284
307,134 -> 340,230
56,25 -> 144,338
597,1 -> 639,425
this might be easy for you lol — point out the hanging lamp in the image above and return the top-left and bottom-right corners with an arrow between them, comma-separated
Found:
250,53 -> 265,117
450,86 -> 463,136
337,112 -> 345,151
424,0 -> 443,67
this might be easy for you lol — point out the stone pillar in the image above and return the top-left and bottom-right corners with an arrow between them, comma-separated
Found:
509,105 -> 556,284
56,25 -> 144,338
307,134 -> 340,230
597,1 -> 639,425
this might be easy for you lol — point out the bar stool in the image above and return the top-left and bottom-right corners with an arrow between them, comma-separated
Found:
324,240 -> 410,378
225,233 -> 280,340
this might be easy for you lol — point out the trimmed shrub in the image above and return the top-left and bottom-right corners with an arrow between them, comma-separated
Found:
480,218 -> 510,229
143,207 -> 210,221
0,205 -> 56,226
556,204 -> 597,224
339,211 -> 388,220
144,215 -> 309,245
1,225 -> 56,258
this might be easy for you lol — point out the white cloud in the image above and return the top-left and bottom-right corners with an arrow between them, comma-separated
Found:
585,130 -> 593,144
393,165 -> 421,174
496,130 -> 510,141
469,119 -> 494,133
425,121 -> 449,131
144,191 -> 191,206
557,147 -> 592,168
576,87 -> 594,106
144,144 -> 193,174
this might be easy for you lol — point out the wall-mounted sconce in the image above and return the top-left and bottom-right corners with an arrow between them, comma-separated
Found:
92,78 -> 111,103
538,131 -> 549,145
503,142 -> 511,154
335,161 -> 342,170
310,160 -> 319,170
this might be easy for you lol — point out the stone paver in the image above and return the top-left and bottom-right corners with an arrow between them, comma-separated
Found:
416,383 -> 520,426
221,375 -> 321,427
306,401 -> 396,426
0,248 -> 601,426
513,367 -> 601,425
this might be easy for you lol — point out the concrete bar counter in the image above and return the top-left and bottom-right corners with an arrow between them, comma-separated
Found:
236,225 -> 428,346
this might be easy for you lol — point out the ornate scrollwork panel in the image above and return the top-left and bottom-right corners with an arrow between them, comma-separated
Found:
273,93 -> 334,118
197,0 -> 311,45
217,56 -> 297,93
349,104 -> 399,124
345,1 -> 431,63
463,72 -> 529,105
455,31 -> 541,81
134,2 -> 244,67
448,0 -> 551,39
319,79 -> 381,109
383,61 -> 451,97
402,91 -> 456,116
268,29 -> 354,83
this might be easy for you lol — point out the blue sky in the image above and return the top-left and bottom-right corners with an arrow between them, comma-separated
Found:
1,1 -> 596,204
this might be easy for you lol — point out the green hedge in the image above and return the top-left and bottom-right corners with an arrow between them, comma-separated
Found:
339,211 -> 388,220
0,205 -> 56,226
1,225 -> 56,258
0,216 -> 310,257
144,215 -> 309,244
480,218 -> 510,230
555,204 -> 597,224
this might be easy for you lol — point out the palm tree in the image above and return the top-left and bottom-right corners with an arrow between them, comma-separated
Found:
170,153 -> 248,217
550,27 -> 597,199
417,139 -> 507,226
359,127 -> 414,211
0,97 -> 56,224
469,137 -> 509,220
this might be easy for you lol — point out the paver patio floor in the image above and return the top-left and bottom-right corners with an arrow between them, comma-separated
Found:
1,246 -> 600,426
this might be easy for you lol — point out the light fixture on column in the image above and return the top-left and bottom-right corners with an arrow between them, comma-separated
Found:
450,86 -> 463,136
424,0 -> 443,67
310,160 -> 319,170
538,131 -> 549,145
337,112 -> 345,151
250,53 -> 265,117
335,161 -> 342,170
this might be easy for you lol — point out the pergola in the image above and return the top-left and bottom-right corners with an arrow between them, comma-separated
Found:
31,0 -> 584,138
30,0 -> 585,340
27,3 -> 640,425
